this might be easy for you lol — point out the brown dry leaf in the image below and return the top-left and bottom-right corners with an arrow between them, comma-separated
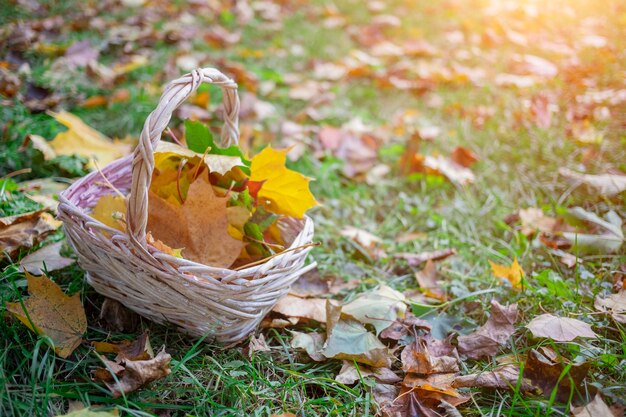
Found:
523,348 -> 589,402
48,111 -> 132,169
413,260 -> 447,301
92,332 -> 152,361
272,294 -> 329,324
393,248 -> 456,267
450,146 -> 479,168
401,334 -> 459,375
457,300 -> 518,360
248,333 -> 271,356
380,313 -> 432,341
103,350 -> 171,398
594,291 -> 626,323
147,173 -> 244,268
18,241 -> 75,274
559,168 -> 626,197
526,314 -> 598,341
0,212 -> 61,257
335,361 -> 401,385
423,154 -> 475,185
318,125 -> 379,179
6,272 -> 87,358
571,394 -> 622,417
403,373 -> 470,407
341,226 -> 386,259
490,258 -> 524,290
518,208 -> 559,236
453,364 -> 538,393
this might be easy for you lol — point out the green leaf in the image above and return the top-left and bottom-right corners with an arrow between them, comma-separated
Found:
184,120 -> 251,173
184,120 -> 213,154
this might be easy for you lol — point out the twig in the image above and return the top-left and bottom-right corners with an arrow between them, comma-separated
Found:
166,127 -> 183,146
93,160 -> 125,199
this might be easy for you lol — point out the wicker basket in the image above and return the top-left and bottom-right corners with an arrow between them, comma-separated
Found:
57,68 -> 316,343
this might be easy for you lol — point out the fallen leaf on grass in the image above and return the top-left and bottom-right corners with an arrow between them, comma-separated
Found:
526,314 -> 597,341
147,172 -> 244,268
490,258 -> 524,289
250,146 -> 318,219
272,295 -> 330,324
453,364 -> 538,393
19,241 -> 75,274
559,168 -> 626,197
413,260 -> 447,301
322,302 -> 392,367
518,208 -> 559,236
594,291 -> 626,323
0,212 -> 62,257
341,226 -> 386,259
523,347 -> 589,402
6,272 -> 87,358
48,111 -> 133,169
450,146 -> 479,168
101,350 -> 171,398
401,334 -> 459,374
457,300 -> 517,359
380,313 -> 432,342
561,207 -> 623,254
341,285 -> 407,335
393,248 -> 456,267
248,333 -> 271,355
422,154 -> 476,185
335,361 -> 401,385
92,332 -> 152,361
290,331 -> 325,361
571,394 -> 622,417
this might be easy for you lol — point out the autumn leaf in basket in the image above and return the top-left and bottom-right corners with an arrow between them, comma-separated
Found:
89,119 -> 317,269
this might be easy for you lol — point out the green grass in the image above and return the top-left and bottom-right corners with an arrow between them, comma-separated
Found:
1,0 -> 626,415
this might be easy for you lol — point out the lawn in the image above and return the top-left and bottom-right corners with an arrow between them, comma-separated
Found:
1,0 -> 625,416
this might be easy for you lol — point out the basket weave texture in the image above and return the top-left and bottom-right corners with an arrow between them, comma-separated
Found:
58,68 -> 316,343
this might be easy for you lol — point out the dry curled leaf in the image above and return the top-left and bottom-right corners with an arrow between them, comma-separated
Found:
526,314 -> 598,341
18,241 -> 75,274
272,294 -> 330,324
0,211 -> 62,257
290,331 -> 326,361
453,364 -> 538,393
102,350 -> 171,398
571,394 -> 622,417
6,272 -> 87,358
147,172 -> 244,268
523,347 -> 589,402
401,334 -> 459,375
559,168 -> 626,197
335,361 -> 401,385
92,332 -> 152,361
594,290 -> 626,323
457,300 -> 518,360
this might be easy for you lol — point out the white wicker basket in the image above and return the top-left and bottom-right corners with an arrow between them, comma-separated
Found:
57,68 -> 316,343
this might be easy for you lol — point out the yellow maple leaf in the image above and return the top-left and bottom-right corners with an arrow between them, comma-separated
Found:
6,272 -> 87,358
249,146 -> 318,218
48,111 -> 133,169
490,258 -> 525,290
91,194 -> 127,232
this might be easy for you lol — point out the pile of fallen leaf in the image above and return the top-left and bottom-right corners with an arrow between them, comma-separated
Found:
91,120 -> 318,268
261,281 -> 624,416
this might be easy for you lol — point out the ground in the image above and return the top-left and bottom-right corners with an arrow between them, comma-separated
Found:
1,0 -> 625,416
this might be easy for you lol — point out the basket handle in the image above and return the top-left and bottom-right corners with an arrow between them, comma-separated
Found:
127,67 -> 240,248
